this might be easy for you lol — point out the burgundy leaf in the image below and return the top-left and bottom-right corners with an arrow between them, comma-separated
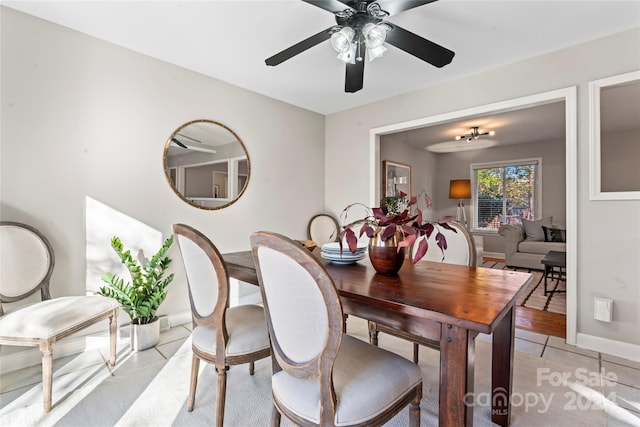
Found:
401,225 -> 417,235
398,233 -> 416,251
412,238 -> 428,263
345,229 -> 359,253
360,223 -> 375,238
435,232 -> 447,251
438,215 -> 456,223
423,223 -> 435,238
380,224 -> 397,241
439,222 -> 457,233
372,207 -> 389,223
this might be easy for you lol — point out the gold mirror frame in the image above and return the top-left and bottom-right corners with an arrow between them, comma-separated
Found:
163,119 -> 250,210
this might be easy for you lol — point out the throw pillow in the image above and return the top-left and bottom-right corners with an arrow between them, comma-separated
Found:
543,226 -> 566,243
522,217 -> 552,241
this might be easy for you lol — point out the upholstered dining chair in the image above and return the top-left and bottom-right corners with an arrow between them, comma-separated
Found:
172,224 -> 270,427
0,221 -> 119,412
251,231 -> 423,427
369,221 -> 477,363
307,213 -> 339,246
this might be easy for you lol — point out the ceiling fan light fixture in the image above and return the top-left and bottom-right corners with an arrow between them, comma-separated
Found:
336,42 -> 357,64
330,27 -> 355,53
455,127 -> 496,142
367,44 -> 386,61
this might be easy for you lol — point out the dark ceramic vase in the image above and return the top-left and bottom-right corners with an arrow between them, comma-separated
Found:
368,229 -> 406,275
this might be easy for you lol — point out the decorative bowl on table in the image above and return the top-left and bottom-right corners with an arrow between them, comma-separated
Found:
296,239 -> 317,252
320,242 -> 367,265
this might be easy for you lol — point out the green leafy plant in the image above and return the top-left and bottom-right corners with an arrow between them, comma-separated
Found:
98,235 -> 174,325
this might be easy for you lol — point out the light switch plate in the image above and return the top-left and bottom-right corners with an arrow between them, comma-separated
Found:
594,297 -> 613,322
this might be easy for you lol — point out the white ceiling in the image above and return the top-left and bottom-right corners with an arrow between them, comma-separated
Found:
3,0 -> 639,116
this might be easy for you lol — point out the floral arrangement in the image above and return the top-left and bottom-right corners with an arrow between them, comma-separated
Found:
338,191 -> 456,263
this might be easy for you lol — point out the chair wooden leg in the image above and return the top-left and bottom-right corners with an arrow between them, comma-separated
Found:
249,361 -> 255,375
270,404 -> 281,427
216,366 -> 227,427
187,355 -> 200,412
413,343 -> 419,364
40,341 -> 54,412
368,321 -> 379,346
108,310 -> 118,366
409,386 -> 422,427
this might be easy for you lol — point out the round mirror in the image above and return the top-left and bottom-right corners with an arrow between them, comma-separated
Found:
163,119 -> 250,210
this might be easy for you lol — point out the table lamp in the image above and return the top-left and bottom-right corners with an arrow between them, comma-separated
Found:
449,179 -> 471,227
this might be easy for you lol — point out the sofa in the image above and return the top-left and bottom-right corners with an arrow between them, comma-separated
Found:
498,220 -> 566,270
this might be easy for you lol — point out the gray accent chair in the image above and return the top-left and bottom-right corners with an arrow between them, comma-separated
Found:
251,231 -> 423,426
0,221 -> 118,412
172,224 -> 270,427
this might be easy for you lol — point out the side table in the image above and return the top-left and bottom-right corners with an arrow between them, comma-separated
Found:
541,251 -> 566,296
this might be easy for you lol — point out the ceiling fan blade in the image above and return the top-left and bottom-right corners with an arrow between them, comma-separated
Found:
171,138 -> 187,149
345,45 -> 365,93
266,27 -> 334,66
300,0 -> 354,14
377,0 -> 438,17
384,24 -> 454,68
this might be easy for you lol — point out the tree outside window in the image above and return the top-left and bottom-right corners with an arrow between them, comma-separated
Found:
473,160 -> 539,230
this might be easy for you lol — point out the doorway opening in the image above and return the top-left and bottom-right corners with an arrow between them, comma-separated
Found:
369,87 -> 577,343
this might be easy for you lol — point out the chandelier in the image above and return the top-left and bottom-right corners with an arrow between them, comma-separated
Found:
455,127 -> 495,142
329,2 -> 391,64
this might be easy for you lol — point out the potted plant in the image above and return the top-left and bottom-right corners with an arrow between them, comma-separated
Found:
98,235 -> 174,351
339,191 -> 455,273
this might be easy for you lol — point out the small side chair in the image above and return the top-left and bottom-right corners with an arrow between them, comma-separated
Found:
251,231 -> 423,426
172,223 -> 270,427
0,221 -> 119,412
369,221 -> 477,363
307,213 -> 339,246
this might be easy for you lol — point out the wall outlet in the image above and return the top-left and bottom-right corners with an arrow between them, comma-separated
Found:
594,297 -> 613,322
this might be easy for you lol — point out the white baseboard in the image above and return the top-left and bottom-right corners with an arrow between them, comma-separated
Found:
576,332 -> 640,363
167,311 -> 192,328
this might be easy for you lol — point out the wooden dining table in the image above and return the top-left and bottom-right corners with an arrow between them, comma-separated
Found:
222,249 -> 532,427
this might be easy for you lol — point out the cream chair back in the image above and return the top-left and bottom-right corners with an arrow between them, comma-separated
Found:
0,222 -> 54,311
413,221 -> 477,267
172,224 -> 225,323
251,231 -> 343,377
307,214 -> 339,246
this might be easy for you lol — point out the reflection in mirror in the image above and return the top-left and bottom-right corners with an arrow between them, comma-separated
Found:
164,120 -> 250,209
589,70 -> 640,200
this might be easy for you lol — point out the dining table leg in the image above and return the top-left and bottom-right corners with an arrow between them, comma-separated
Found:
439,323 -> 475,427
491,305 -> 516,426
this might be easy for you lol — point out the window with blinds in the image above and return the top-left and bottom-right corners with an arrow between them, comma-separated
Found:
471,158 -> 541,231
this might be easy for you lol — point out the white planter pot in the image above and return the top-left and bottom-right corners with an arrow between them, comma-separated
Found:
130,317 -> 160,351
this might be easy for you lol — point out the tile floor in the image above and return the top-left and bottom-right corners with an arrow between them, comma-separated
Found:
1,321 -> 639,426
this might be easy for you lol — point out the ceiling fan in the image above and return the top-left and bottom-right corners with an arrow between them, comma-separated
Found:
265,0 -> 455,93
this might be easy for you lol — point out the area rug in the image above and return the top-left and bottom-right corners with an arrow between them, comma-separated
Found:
1,318 -> 625,427
481,259 -> 566,315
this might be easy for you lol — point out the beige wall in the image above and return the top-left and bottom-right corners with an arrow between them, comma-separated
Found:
0,7 -> 325,326
2,6 -> 639,357
325,28 -> 640,349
